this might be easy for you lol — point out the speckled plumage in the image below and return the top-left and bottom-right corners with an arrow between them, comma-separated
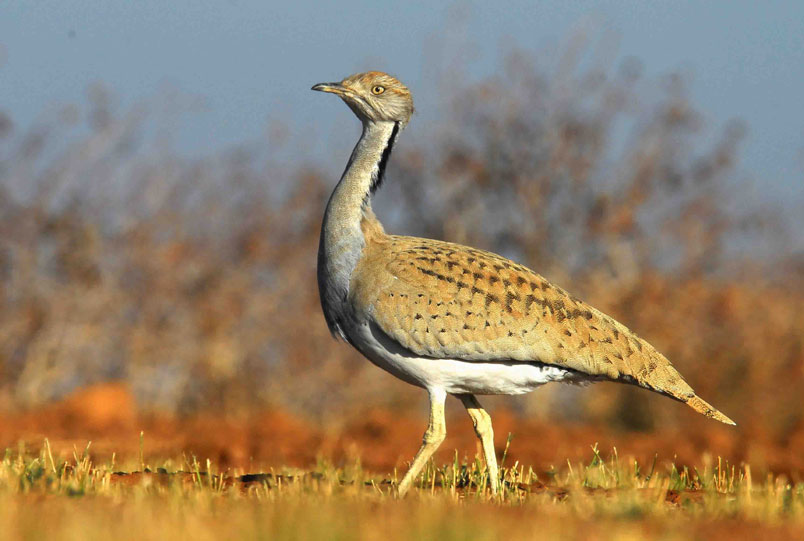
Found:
312,70 -> 734,497
351,219 -> 732,424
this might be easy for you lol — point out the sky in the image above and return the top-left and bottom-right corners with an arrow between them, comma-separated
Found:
1,1 -> 803,218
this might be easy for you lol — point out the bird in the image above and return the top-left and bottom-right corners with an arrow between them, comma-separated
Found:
312,71 -> 734,497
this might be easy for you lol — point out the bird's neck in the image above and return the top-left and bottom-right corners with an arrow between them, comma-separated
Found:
317,120 -> 399,334
325,120 -> 398,233
321,120 -> 398,251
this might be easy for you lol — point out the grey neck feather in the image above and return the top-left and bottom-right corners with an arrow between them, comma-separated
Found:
317,120 -> 399,339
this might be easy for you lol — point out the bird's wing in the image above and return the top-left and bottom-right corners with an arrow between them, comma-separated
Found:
358,235 -> 694,398
353,234 -> 733,424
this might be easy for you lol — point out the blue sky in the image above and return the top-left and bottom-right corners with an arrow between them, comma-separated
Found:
1,1 -> 802,218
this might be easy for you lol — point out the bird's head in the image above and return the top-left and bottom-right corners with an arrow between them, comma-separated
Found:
312,71 -> 414,127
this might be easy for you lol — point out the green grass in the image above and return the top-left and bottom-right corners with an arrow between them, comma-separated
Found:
2,440 -> 803,541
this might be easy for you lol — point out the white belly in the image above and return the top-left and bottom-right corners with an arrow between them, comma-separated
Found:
346,320 -> 581,395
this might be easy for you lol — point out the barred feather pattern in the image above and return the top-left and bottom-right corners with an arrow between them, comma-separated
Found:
350,222 -> 735,425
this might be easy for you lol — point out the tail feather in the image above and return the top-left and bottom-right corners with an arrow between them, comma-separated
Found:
685,395 -> 736,425
633,356 -> 735,426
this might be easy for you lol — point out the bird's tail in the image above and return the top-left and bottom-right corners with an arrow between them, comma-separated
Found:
637,361 -> 736,425
683,394 -> 736,425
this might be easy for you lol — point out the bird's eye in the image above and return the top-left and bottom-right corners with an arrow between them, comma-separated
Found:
371,85 -> 385,95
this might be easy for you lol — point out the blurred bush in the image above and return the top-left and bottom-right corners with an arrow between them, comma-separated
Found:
0,43 -> 801,445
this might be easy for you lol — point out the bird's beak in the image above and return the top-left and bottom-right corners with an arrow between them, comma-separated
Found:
311,82 -> 348,96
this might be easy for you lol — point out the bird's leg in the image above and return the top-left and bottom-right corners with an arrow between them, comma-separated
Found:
459,394 -> 499,494
396,388 -> 447,497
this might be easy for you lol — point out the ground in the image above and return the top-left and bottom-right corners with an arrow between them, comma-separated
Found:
1,384 -> 804,540
2,438 -> 803,540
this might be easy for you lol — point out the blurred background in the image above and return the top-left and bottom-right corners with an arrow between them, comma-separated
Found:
0,1 -> 802,472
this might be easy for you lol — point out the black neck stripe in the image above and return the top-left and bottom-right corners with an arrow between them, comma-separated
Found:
370,121 -> 400,195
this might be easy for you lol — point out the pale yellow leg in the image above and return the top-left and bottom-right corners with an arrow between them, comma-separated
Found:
397,388 -> 447,497
459,394 -> 499,494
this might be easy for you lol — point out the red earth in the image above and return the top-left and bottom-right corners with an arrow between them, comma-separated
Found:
2,383 -> 802,480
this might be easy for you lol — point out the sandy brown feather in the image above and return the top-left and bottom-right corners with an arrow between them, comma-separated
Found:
351,218 -> 734,425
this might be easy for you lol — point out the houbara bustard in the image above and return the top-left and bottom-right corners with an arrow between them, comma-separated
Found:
312,71 -> 734,497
